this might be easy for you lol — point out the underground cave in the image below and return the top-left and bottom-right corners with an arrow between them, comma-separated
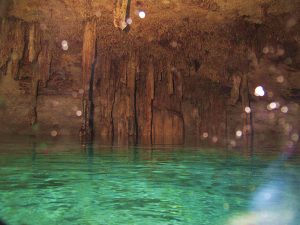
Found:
0,0 -> 299,225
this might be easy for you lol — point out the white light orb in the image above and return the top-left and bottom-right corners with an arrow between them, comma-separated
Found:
138,11 -> 146,19
236,130 -> 243,138
50,130 -> 58,137
126,18 -> 133,25
61,40 -> 69,51
245,107 -> 251,114
281,106 -> 288,113
267,102 -> 277,111
263,46 -> 269,54
76,110 -> 82,117
62,40 -> 68,46
276,75 -> 284,83
254,86 -> 265,97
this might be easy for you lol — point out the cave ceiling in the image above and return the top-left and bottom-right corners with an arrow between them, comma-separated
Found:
2,0 -> 300,88
7,0 -> 300,46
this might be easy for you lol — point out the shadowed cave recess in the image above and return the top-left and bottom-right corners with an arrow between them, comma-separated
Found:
0,0 -> 299,150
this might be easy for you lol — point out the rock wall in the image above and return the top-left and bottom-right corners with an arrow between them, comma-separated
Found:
92,52 -> 226,145
0,13 -> 299,150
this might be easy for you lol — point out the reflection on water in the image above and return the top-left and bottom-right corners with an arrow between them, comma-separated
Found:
228,157 -> 300,225
0,139 -> 299,225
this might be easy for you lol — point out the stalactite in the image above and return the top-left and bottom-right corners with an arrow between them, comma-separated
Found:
158,61 -> 163,81
81,17 -> 97,144
147,58 -> 155,101
25,22 -> 44,127
38,42 -> 52,87
0,18 -> 10,71
120,57 -> 127,84
167,62 -> 174,95
229,75 -> 241,105
1,19 -> 25,79
29,64 -> 39,126
112,58 -> 129,144
113,0 -> 130,30
241,74 -> 253,152
28,23 -> 41,63
150,58 -> 186,145
175,71 -> 183,100
147,57 -> 154,144
95,55 -> 114,142
28,43 -> 51,126
127,52 -> 138,141
137,57 -> 155,144
25,20 -> 54,130
10,21 -> 25,80
112,52 -> 138,144
109,53 -> 146,145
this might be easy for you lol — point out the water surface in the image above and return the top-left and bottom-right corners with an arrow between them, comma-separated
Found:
0,139 -> 299,225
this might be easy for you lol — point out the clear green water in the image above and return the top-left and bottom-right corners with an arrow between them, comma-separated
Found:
0,140 -> 299,225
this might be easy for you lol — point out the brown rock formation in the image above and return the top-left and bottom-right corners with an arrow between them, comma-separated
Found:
81,17 -> 97,143
0,0 -> 299,150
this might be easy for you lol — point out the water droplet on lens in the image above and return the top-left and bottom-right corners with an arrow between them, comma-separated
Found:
76,111 -> 82,117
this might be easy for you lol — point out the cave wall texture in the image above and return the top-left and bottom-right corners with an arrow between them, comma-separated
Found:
0,0 -> 299,149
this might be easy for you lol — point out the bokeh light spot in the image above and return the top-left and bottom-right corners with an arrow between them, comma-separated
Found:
202,132 -> 209,138
50,130 -> 58,137
138,11 -> 146,19
236,130 -> 242,138
245,107 -> 251,114
126,18 -> 133,25
254,86 -> 265,97
76,110 -> 82,117
61,40 -> 69,51
263,46 -> 269,54
267,102 -> 279,111
276,75 -> 284,83
212,136 -> 218,143
281,106 -> 288,113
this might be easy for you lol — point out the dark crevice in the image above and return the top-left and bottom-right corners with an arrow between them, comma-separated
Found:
133,66 -> 139,145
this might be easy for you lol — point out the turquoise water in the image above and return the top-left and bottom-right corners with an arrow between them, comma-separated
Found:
0,140 -> 299,225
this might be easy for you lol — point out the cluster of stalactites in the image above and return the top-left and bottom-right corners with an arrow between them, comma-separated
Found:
113,0 -> 130,30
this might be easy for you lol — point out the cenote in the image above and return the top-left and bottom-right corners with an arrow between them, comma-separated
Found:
0,0 -> 300,224
0,139 -> 300,225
